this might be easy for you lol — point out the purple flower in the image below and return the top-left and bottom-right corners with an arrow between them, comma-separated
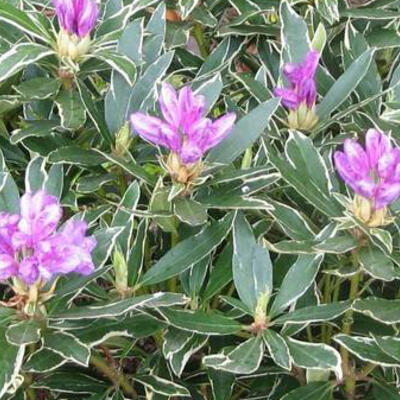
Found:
274,50 -> 319,110
53,0 -> 98,38
130,83 -> 236,165
334,129 -> 400,210
0,191 -> 96,285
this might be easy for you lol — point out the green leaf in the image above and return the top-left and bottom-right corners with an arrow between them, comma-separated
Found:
89,49 -> 136,86
282,382 -> 333,400
6,320 -> 41,346
0,43 -> 53,83
0,2 -> 51,42
73,314 -> 165,346
56,89 -> 86,130
159,308 -> 241,335
203,243 -> 233,302
232,212 -> 273,312
374,336 -> 400,362
0,172 -> 20,214
24,348 -> 66,373
352,297 -> 400,324
334,334 -> 400,366
373,381 -> 400,399
316,49 -> 374,120
15,77 -> 61,100
43,332 -> 90,367
267,199 -> 315,241
268,131 -> 343,217
315,0 -> 339,24
0,327 -> 25,398
286,338 -> 342,379
204,336 -> 264,374
32,372 -> 108,394
273,301 -> 352,325
48,146 -> 106,166
25,156 -> 46,193
134,374 -> 189,397
208,369 -> 235,400
263,329 -> 291,370
174,197 -> 208,226
195,74 -> 223,111
207,98 -> 279,164
111,181 -> 140,256
270,254 -> 323,317
359,245 -> 397,281
280,0 -> 310,63
10,120 -> 58,145
44,164 -> 64,199
139,212 -> 234,286
76,79 -> 113,145
49,293 -> 188,320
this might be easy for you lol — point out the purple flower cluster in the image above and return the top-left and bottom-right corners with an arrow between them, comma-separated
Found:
130,83 -> 236,165
53,0 -> 98,38
0,191 -> 96,285
334,129 -> 400,210
274,50 -> 319,110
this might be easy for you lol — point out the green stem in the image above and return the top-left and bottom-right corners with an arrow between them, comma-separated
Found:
91,354 -> 137,398
341,271 -> 361,399
192,23 -> 209,58
322,274 -> 332,342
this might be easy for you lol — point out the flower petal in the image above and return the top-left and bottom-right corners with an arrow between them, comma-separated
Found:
365,129 -> 391,168
343,139 -> 370,174
159,83 -> 180,128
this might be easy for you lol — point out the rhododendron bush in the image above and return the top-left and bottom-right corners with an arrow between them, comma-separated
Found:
0,0 -> 400,398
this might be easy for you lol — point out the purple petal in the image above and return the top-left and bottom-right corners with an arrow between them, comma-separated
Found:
178,86 -> 205,133
0,255 -> 18,280
159,122 -> 181,153
375,182 -> 400,209
377,148 -> 400,180
304,50 -> 320,77
130,113 -> 165,147
76,0 -> 98,37
205,113 -> 236,150
343,139 -> 370,175
274,87 -> 299,110
334,151 -> 360,184
365,128 -> 391,168
179,140 -> 204,164
19,257 -> 40,285
159,83 -> 180,128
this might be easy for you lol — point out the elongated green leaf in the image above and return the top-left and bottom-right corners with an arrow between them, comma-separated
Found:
0,2 -> 50,42
6,320 -> 41,346
268,131 -> 343,217
56,89 -> 86,130
0,43 -> 53,83
359,246 -> 397,281
263,329 -> 291,370
134,375 -> 189,397
374,336 -> 400,362
280,0 -> 310,63
270,254 -> 323,317
44,332 -> 90,367
317,49 -> 374,120
282,382 -> 333,400
24,348 -> 66,373
273,301 -> 351,325
233,212 -> 273,312
204,336 -> 264,374
334,334 -> 400,366
89,50 -> 136,85
159,308 -> 241,335
352,297 -> 400,324
140,212 -> 234,285
49,293 -> 187,320
207,98 -> 279,164
0,327 -> 25,398
0,172 -> 20,214
286,338 -> 342,379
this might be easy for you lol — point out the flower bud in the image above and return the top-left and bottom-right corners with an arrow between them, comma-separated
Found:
113,248 -> 128,295
56,29 -> 91,60
353,195 -> 389,228
288,103 -> 318,131
165,152 -> 203,186
113,123 -> 133,158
